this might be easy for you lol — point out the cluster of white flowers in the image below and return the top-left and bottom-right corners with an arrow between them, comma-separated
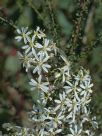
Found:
2,27 -> 98,136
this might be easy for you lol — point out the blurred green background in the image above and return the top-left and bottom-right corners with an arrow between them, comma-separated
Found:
0,0 -> 102,134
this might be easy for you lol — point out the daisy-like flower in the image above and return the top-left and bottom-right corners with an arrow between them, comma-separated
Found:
17,51 -> 32,72
38,38 -> 51,56
33,26 -> 46,39
29,75 -> 49,93
68,125 -> 82,136
49,112 -> 64,129
33,53 -> 51,75
15,27 -> 32,44
80,80 -> 93,96
58,65 -> 70,82
22,36 -> 42,55
54,91 -> 67,111
80,96 -> 91,114
74,69 -> 90,83
40,91 -> 52,105
72,98 -> 80,115
66,98 -> 80,123
64,81 -> 79,95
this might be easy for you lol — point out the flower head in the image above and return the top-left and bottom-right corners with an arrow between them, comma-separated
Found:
15,27 -> 32,44
29,75 -> 49,93
33,53 -> 51,75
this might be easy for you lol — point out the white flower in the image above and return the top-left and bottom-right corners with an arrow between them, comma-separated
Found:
40,91 -> 52,105
74,69 -> 90,83
50,112 -> 64,129
66,98 -> 80,123
80,96 -> 91,114
72,99 -> 79,119
38,38 -> 51,56
68,125 -> 82,136
22,36 -> 35,54
17,51 -> 32,72
58,65 -> 70,82
64,81 -> 79,95
33,53 -> 51,74
33,26 -> 46,39
29,75 -> 49,93
15,27 -> 32,44
22,37 -> 43,55
54,92 -> 67,111
80,80 -> 93,96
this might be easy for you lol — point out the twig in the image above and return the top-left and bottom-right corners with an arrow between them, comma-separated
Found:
46,0 -> 58,44
72,2 -> 86,46
27,0 -> 44,22
0,16 -> 17,29
70,1 -> 89,53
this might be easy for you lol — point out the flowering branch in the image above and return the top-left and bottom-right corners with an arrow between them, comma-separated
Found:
1,26 -> 98,136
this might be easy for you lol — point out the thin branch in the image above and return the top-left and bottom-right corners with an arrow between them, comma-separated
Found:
27,0 -> 44,22
45,0 -> 59,45
70,1 -> 89,52
0,16 -> 17,29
